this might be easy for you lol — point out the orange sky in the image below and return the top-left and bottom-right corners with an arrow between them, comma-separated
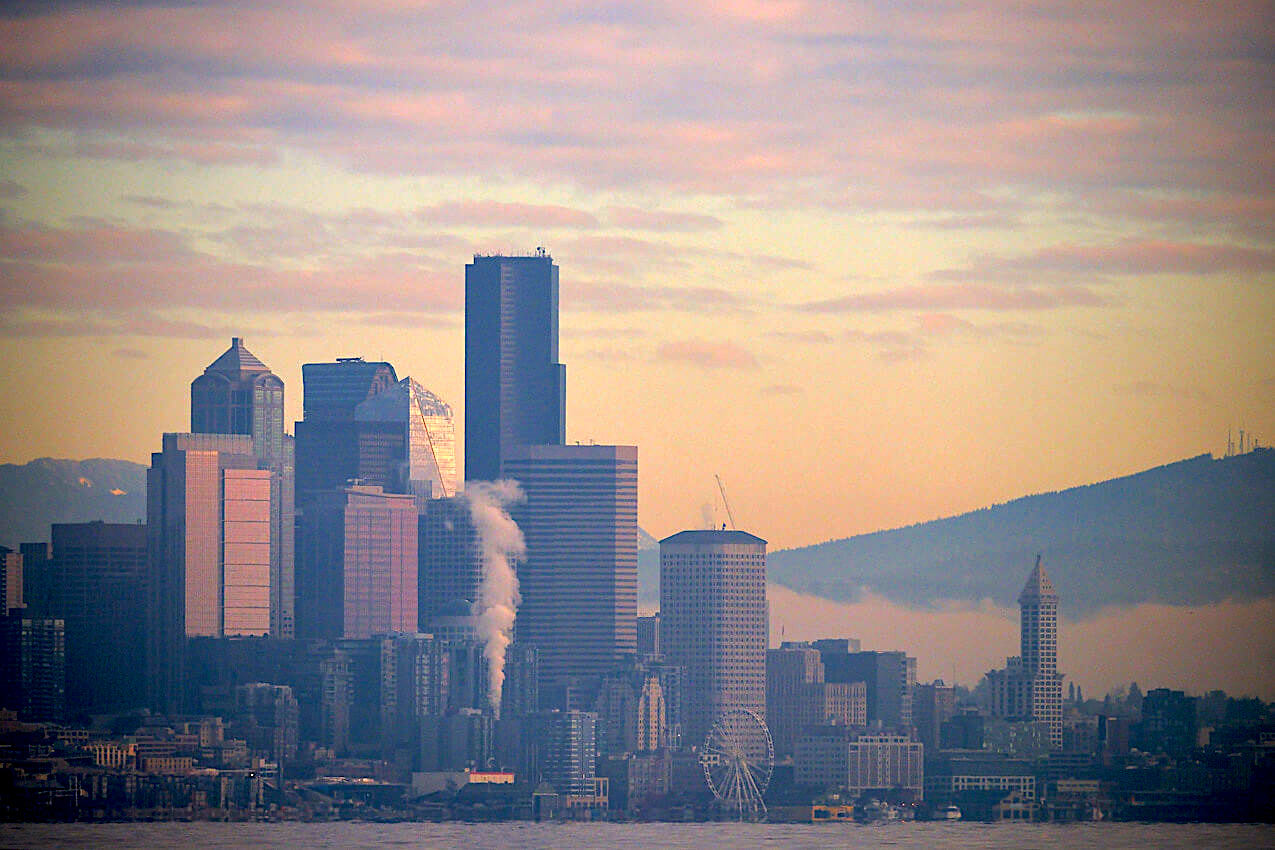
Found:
1,1 -> 1272,554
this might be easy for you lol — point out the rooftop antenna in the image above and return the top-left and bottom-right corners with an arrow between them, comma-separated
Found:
715,474 -> 737,531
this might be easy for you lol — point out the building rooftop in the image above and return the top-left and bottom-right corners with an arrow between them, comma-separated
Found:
1018,554 -> 1059,604
204,337 -> 270,375
659,529 -> 767,546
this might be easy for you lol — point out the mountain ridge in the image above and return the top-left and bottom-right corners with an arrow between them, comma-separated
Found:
765,449 -> 1275,617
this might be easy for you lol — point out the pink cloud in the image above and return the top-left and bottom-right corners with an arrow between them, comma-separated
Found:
801,284 -> 1108,312
656,338 -> 759,369
0,1 -> 1270,235
603,205 -> 723,232
416,200 -> 599,229
567,282 -> 750,313
936,239 -> 1275,282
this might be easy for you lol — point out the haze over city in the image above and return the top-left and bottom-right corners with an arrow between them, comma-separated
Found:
1,1 -> 1273,705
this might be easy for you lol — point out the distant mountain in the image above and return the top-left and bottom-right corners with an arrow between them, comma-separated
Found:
769,450 -> 1275,618
0,458 -> 147,548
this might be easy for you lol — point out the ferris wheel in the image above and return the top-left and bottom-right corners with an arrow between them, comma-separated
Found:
701,708 -> 774,820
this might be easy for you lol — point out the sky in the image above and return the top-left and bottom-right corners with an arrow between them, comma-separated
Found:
1,2 -> 1273,692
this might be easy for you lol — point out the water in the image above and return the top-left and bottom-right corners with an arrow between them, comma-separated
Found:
2,821 -> 1272,850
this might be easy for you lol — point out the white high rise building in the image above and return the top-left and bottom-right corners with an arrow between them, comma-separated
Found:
660,529 -> 767,748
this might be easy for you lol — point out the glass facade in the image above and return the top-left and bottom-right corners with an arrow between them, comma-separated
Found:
502,445 -> 638,690
297,485 -> 418,640
354,377 -> 457,499
464,254 -> 566,482
147,432 -> 262,713
190,338 -> 293,638
222,468 -> 271,636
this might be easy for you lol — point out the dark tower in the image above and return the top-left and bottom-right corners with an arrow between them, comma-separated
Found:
295,358 -> 399,496
464,252 -> 566,481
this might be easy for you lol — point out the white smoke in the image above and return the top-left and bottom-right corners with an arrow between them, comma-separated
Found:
463,480 -> 526,716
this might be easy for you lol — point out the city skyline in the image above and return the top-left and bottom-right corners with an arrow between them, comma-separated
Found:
0,3 -> 1272,829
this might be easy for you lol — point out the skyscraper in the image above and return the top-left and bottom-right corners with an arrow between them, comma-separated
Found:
191,338 -> 295,637
295,357 -> 398,496
295,484 -> 418,640
0,612 -> 65,722
815,645 -> 916,729
464,252 -> 566,482
191,337 -> 285,464
45,522 -> 148,714
147,433 -> 272,713
503,444 -> 638,692
985,556 -> 1065,748
417,495 -> 482,632
0,546 -> 21,613
660,529 -> 767,747
354,376 -> 457,499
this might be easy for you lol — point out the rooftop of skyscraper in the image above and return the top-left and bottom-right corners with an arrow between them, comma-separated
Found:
660,529 -> 767,546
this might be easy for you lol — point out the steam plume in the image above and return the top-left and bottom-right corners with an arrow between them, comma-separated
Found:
464,480 -> 526,716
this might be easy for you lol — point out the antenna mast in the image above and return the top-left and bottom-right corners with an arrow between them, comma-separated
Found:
715,474 -> 737,530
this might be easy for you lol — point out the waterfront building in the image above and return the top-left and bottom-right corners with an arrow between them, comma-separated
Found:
767,644 -> 868,757
924,751 -> 1036,802
504,444 -> 638,690
464,251 -> 566,482
190,338 -> 295,638
660,529 -> 767,747
1137,688 -> 1199,757
234,682 -> 300,766
295,484 -> 418,640
914,680 -> 957,751
795,729 -> 923,800
521,710 -> 598,797
379,632 -> 450,762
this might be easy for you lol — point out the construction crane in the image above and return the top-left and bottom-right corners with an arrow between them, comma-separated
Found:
715,474 -> 737,530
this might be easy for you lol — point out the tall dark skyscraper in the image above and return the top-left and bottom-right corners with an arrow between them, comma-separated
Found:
45,522 -> 147,715
295,358 -> 399,496
464,252 -> 566,482
191,338 -> 295,637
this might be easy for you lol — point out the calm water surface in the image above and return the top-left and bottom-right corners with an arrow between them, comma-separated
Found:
3,822 -> 1273,850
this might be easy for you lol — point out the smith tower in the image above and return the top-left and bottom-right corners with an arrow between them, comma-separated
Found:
985,555 -> 1065,749
464,251 -> 566,481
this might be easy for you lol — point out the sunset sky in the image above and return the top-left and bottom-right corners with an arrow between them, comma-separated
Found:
2,1 -> 1273,558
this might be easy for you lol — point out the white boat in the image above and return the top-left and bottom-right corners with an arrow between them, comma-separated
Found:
939,804 -> 962,820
